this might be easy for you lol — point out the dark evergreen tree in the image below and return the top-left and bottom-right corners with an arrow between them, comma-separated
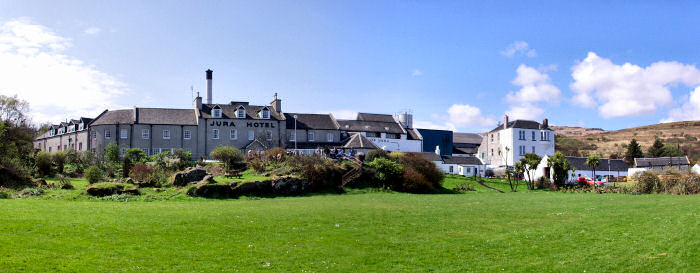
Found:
624,139 -> 644,166
647,138 -> 664,157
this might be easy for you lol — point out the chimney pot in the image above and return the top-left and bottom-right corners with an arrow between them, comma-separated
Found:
206,69 -> 213,104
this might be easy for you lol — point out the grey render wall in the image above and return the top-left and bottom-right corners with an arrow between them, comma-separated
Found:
35,130 -> 90,153
477,130 -> 503,166
285,128 -> 341,144
201,118 -> 284,156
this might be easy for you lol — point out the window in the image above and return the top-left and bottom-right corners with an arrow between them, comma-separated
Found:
120,147 -> 126,155
519,145 -> 525,156
327,133 -> 333,142
519,130 -> 525,140
163,130 -> 170,139
78,143 -> 82,150
105,130 -> 111,139
532,131 -> 536,141
365,132 -> 379,138
121,129 -> 128,139
532,146 -> 536,154
230,129 -> 237,140
142,129 -> 150,139
184,130 -> 191,140
237,107 -> 246,118
260,108 -> 270,119
49,147 -> 52,152
491,149 -> 493,156
141,148 -> 149,155
92,131 -> 96,140
308,132 -> 315,142
79,123 -> 84,131
248,130 -> 254,140
289,132 -> 296,141
385,133 -> 399,139
265,130 -> 272,141
449,166 -> 454,173
212,129 -> 219,139
152,148 -> 161,155
68,126 -> 75,133
212,108 -> 222,118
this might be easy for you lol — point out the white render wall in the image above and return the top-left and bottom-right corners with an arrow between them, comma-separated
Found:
365,132 -> 422,152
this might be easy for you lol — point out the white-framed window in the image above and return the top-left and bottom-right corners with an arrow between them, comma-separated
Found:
260,108 -> 270,119
141,148 -> 149,155
230,129 -> 237,140
237,107 -> 246,118
120,129 -> 128,139
532,131 -> 536,141
163,130 -> 170,139
519,145 -> 526,156
308,132 -> 315,142
142,129 -> 150,139
212,129 -> 219,139
212,108 -> 222,118
105,130 -> 111,139
78,123 -> 84,131
532,146 -> 536,154
289,132 -> 296,141
327,133 -> 333,142
265,130 -> 272,141
366,132 -> 378,138
184,130 -> 191,140
248,130 -> 254,140
385,133 -> 399,139
519,130 -> 525,140
152,148 -> 161,155
68,126 -> 75,133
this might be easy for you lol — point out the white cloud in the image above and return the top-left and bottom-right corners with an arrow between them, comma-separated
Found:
321,110 -> 356,120
0,18 -> 127,123
411,69 -> 423,76
447,104 -> 496,127
662,86 -> 700,123
505,64 -> 560,120
571,52 -> 700,118
83,27 -> 101,35
500,41 -> 536,58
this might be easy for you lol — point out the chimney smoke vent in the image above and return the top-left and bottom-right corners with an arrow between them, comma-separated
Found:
206,69 -> 213,104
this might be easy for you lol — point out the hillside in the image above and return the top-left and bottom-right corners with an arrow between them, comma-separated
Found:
552,121 -> 700,162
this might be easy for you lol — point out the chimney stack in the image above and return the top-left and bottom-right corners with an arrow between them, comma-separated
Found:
206,69 -> 213,104
503,115 -> 509,129
542,118 -> 549,128
271,92 -> 282,114
194,91 -> 202,110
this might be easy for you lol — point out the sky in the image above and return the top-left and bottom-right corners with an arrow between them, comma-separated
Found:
2,1 -> 700,132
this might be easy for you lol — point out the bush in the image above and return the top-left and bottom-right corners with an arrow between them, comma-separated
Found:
248,157 -> 266,173
55,174 -> 74,189
0,158 -> 33,188
125,148 -> 147,163
84,165 -> 103,184
264,147 -> 286,162
104,142 -> 120,164
35,151 -> 53,176
635,171 -> 660,194
365,150 -> 389,162
85,182 -> 139,197
288,155 -> 344,186
52,151 -> 68,174
673,176 -> 700,195
122,156 -> 132,178
402,167 -> 434,193
366,158 -> 403,188
129,164 -> 155,184
210,146 -> 244,171
535,176 -> 552,189
396,153 -> 444,189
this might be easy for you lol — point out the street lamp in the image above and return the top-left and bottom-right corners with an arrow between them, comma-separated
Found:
293,115 -> 298,154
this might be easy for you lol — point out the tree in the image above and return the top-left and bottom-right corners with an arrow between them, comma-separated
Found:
52,151 -> 68,174
35,151 -> 53,176
210,146 -> 244,171
648,138 -> 664,157
504,146 -> 516,192
0,94 -> 30,126
125,148 -> 147,163
104,142 -> 120,164
660,144 -> 683,157
547,152 -> 572,187
624,139 -> 644,165
519,153 -> 541,190
586,155 -> 600,182
512,161 -> 524,192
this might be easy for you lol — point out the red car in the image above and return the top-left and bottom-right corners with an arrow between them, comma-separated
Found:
577,176 -> 603,186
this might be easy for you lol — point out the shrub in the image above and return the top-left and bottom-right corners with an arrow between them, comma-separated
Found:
365,149 -> 389,162
122,156 -> 132,178
0,158 -> 33,188
84,165 -> 103,184
674,176 -> 700,195
210,146 -> 244,171
76,151 -> 97,172
55,174 -> 74,189
264,147 -> 287,162
535,176 -> 551,189
52,151 -> 68,174
402,167 -> 434,193
85,182 -> 139,197
396,153 -> 444,189
248,157 -> 266,173
35,151 -> 53,176
366,158 -> 403,188
104,142 -> 120,164
635,171 -> 660,194
125,148 -> 147,163
289,155 -> 344,186
129,164 -> 155,184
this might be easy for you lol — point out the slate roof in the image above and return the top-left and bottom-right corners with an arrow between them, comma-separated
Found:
198,103 -> 283,120
91,109 -> 135,125
453,147 -> 478,155
634,157 -> 690,168
357,113 -> 397,123
411,152 -> 443,162
565,156 -> 630,172
442,156 -> 483,165
337,120 -> 406,134
406,128 -> 422,140
453,132 -> 482,144
284,113 -> 339,130
490,120 -> 552,133
137,108 -> 198,125
343,133 -> 379,149
285,142 -> 345,149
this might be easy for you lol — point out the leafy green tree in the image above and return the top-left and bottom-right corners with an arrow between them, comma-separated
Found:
586,155 -> 601,181
624,139 -> 644,165
104,142 -> 120,164
519,153 -> 542,190
124,148 -> 147,163
35,151 -> 53,176
660,144 -> 683,157
84,165 -> 103,184
547,152 -> 571,187
52,151 -> 68,174
512,161 -> 524,192
210,146 -> 244,171
366,158 -> 404,188
647,138 -> 664,157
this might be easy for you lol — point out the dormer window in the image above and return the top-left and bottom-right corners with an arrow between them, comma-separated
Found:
259,108 -> 270,119
236,107 -> 246,118
212,106 -> 222,118
78,123 -> 84,131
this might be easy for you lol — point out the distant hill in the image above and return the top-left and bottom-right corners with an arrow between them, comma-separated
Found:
552,121 -> 700,162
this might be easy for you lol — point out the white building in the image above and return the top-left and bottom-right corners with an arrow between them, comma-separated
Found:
337,113 -> 422,153
477,115 -> 555,168
415,152 -> 485,177
534,155 -> 630,183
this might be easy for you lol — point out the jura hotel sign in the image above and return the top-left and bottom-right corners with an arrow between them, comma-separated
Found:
209,120 -> 276,128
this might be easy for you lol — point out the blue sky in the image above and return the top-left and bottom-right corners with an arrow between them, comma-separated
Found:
2,1 -> 700,132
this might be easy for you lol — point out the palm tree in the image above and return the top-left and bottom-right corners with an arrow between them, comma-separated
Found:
586,155 -> 600,181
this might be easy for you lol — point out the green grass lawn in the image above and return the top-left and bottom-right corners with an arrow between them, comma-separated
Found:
1,177 -> 698,272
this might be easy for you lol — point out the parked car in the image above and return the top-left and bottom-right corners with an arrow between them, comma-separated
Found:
577,176 -> 603,186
